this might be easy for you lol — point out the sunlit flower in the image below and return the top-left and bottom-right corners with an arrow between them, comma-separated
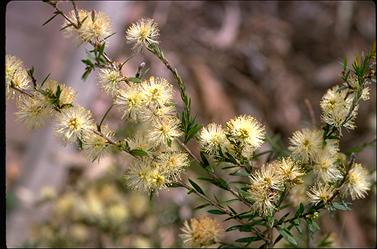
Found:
248,163 -> 283,216
141,105 -> 177,122
320,87 -> 356,130
307,183 -> 334,204
126,132 -> 153,152
276,157 -> 304,185
225,115 -> 265,150
313,152 -> 342,182
288,128 -> 323,163
147,117 -> 183,147
180,216 -> 221,248
341,163 -> 371,200
5,55 -> 30,98
98,68 -> 124,96
70,224 -> 89,242
15,94 -> 52,128
199,123 -> 229,156
115,84 -> 146,120
157,152 -> 190,178
62,9 -> 89,38
55,106 -> 95,142
360,87 -> 370,101
82,125 -> 114,161
78,190 -> 105,221
107,204 -> 129,225
125,158 -> 169,192
42,79 -> 76,107
140,76 -> 173,107
63,9 -> 112,42
126,18 -> 159,50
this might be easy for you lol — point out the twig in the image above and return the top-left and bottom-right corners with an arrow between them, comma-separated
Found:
10,85 -> 34,97
97,103 -> 114,132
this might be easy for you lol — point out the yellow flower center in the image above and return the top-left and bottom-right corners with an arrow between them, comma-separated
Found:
68,118 -> 79,130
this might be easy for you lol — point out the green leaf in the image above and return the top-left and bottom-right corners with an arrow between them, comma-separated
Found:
229,169 -> 250,177
278,212 -> 290,224
235,237 -> 259,243
194,203 -> 210,210
168,182 -> 182,188
278,227 -> 297,247
236,187 -> 250,200
40,73 -> 51,87
81,59 -> 95,67
188,179 -> 205,195
82,68 -> 93,80
126,77 -> 142,83
55,85 -> 62,101
200,151 -> 210,167
317,233 -> 333,248
295,203 -> 305,218
330,201 -> 352,211
129,149 -> 148,157
198,177 -> 229,191
307,219 -> 320,233
207,209 -> 226,215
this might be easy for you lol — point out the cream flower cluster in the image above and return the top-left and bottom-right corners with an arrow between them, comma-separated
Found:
6,55 -> 116,162
287,66 -> 373,204
248,157 -> 304,216
115,76 -> 190,192
180,216 -> 221,248
5,55 -> 31,98
63,9 -> 112,43
200,115 -> 265,161
320,87 -> 357,130
125,18 -> 159,50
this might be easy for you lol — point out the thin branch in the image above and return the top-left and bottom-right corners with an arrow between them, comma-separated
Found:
97,103 -> 114,132
10,85 -> 34,97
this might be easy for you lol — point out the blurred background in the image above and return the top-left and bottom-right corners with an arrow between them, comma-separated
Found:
6,1 -> 376,248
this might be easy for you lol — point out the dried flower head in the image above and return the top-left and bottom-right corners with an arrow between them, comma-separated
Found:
15,94 -> 52,128
180,216 -> 221,248
288,128 -> 323,163
97,68 -> 124,96
341,163 -> 371,200
199,123 -> 229,156
126,18 -> 159,50
5,55 -> 30,98
307,183 -> 334,204
225,115 -> 265,154
55,106 -> 95,142
320,87 -> 357,130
